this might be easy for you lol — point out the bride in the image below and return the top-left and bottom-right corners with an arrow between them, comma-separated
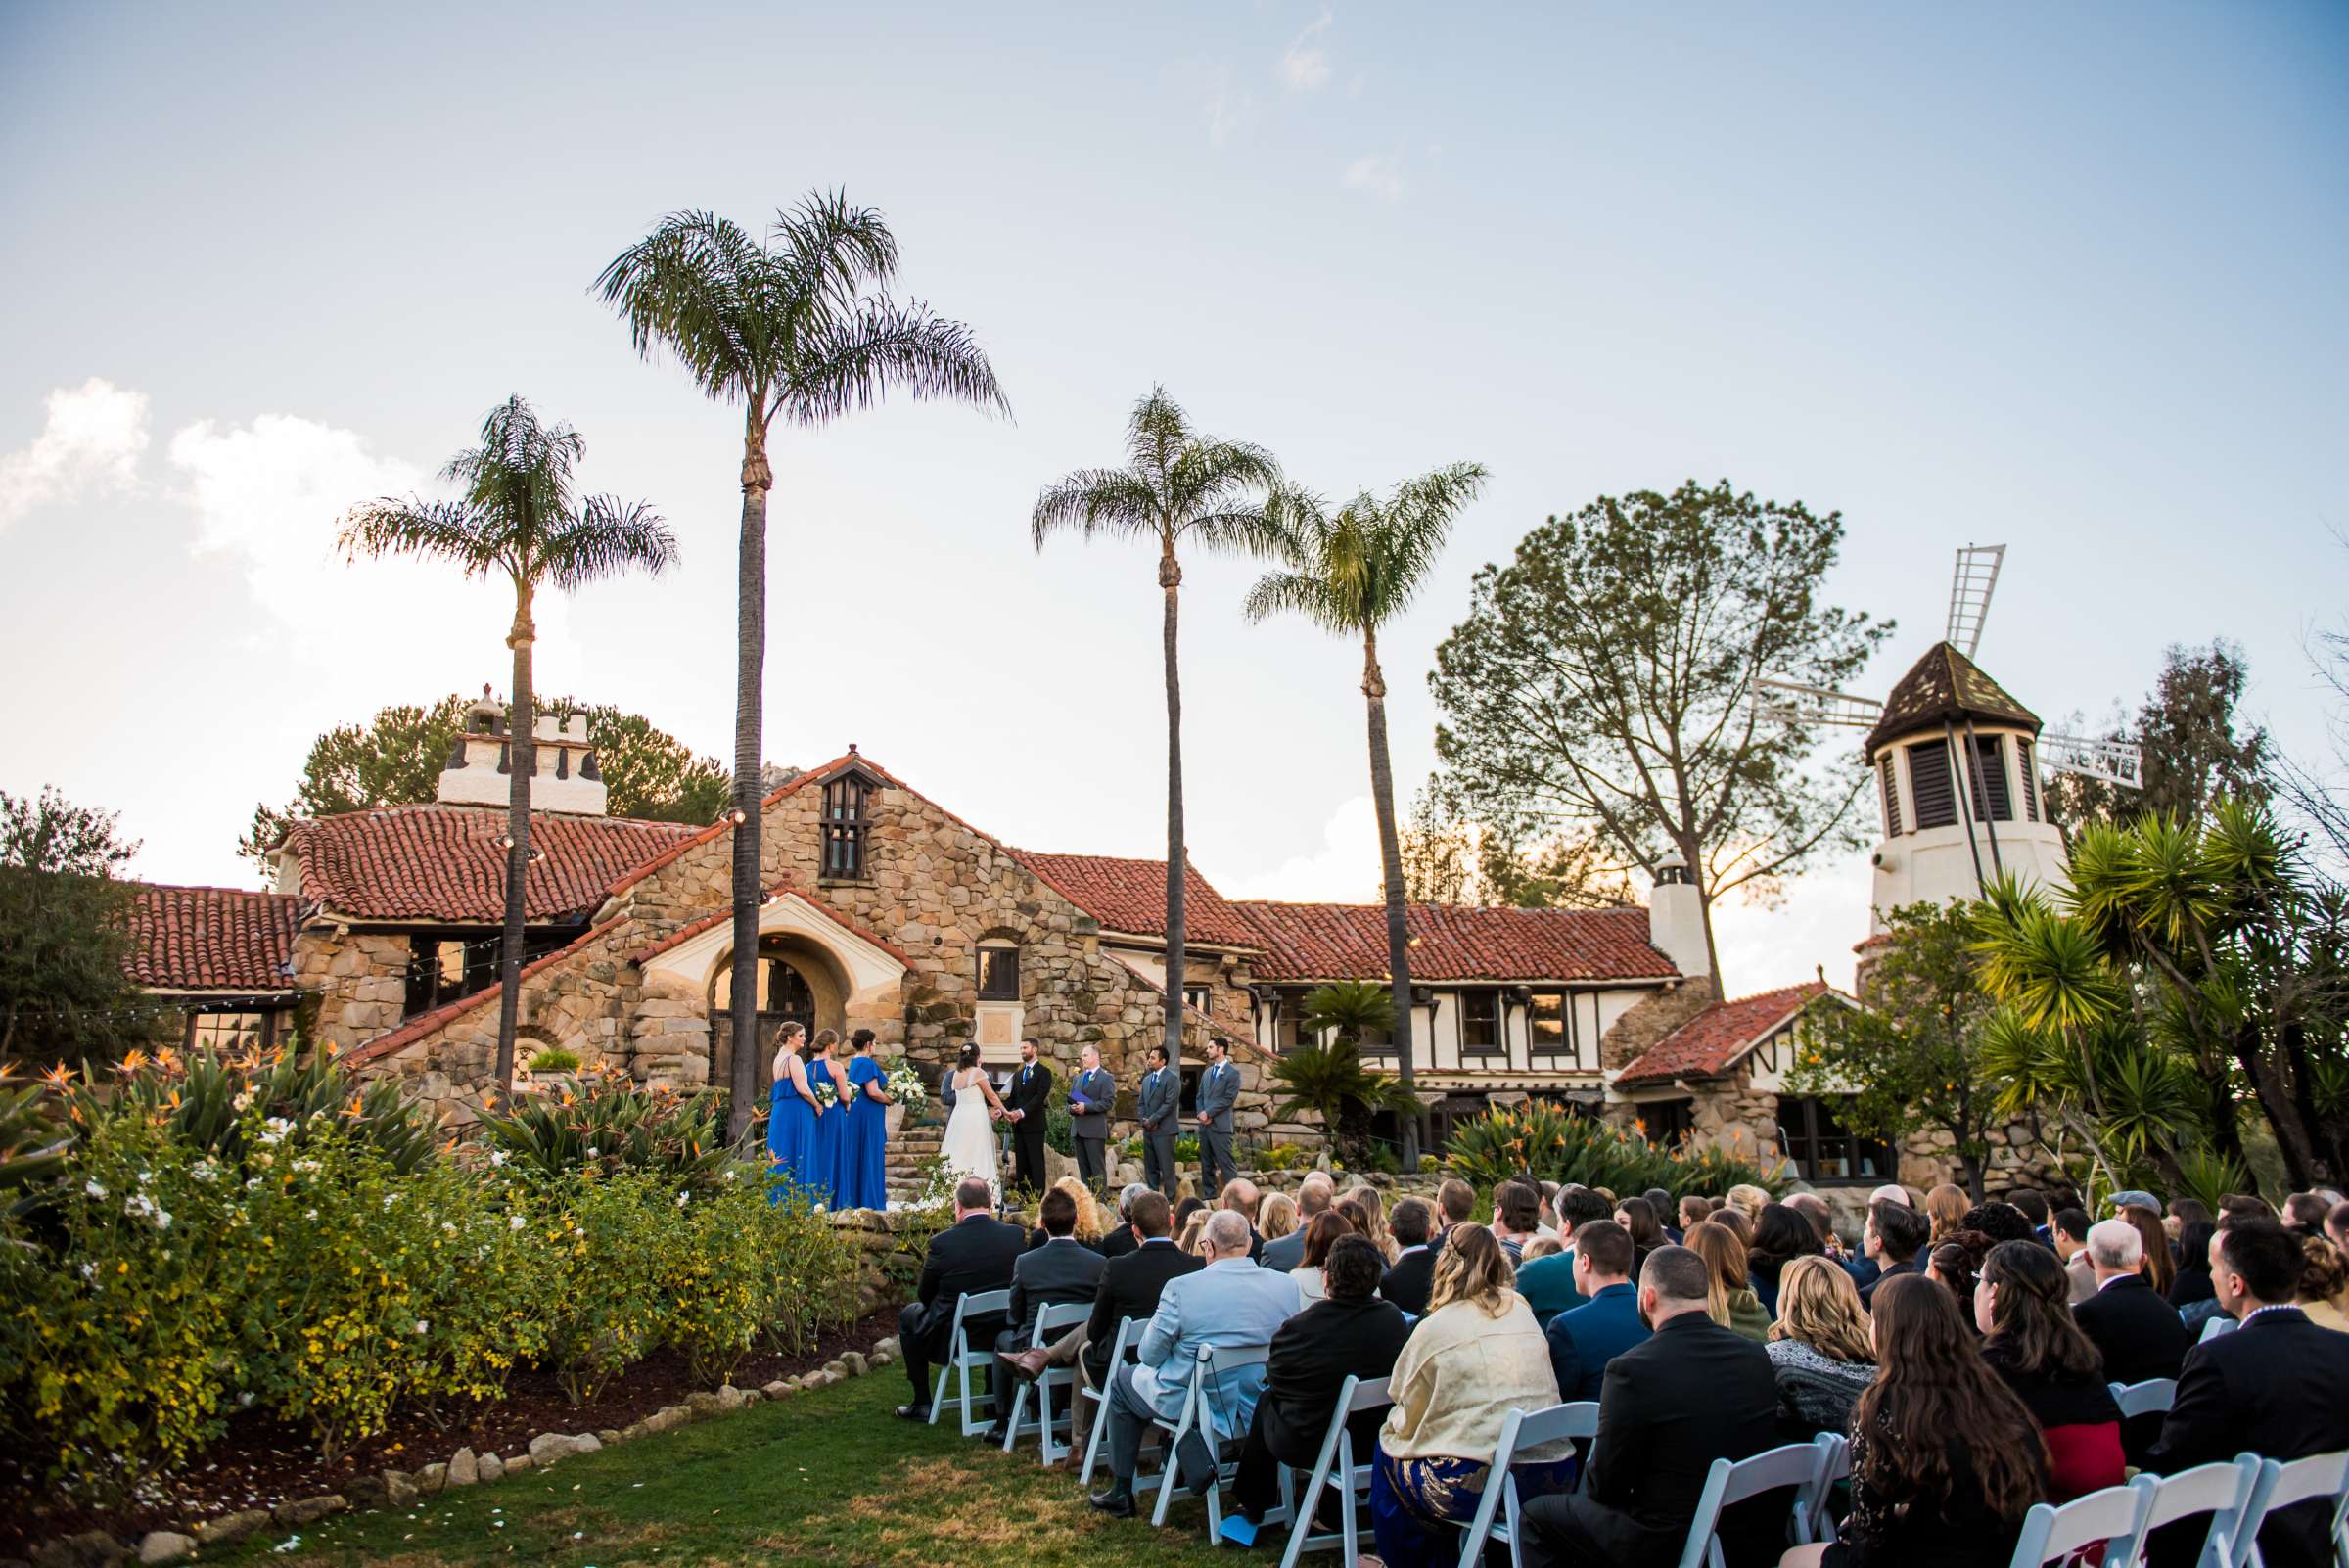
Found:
940,1042 -> 1007,1198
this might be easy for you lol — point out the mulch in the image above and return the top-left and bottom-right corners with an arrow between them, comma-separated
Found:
0,1308 -> 902,1558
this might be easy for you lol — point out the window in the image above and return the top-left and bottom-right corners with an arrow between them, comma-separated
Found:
405,934 -> 494,1017
2017,738 -> 2040,822
1638,1098 -> 1694,1146
1276,989 -> 1320,1052
977,944 -> 1019,1001
1528,991 -> 1575,1064
1183,985 -> 1211,1015
1460,990 -> 1501,1054
821,772 -> 871,880
190,1011 -> 270,1052
1780,1095 -> 1892,1183
1908,739 -> 1958,828
1879,754 -> 1902,836
1966,734 -> 2013,822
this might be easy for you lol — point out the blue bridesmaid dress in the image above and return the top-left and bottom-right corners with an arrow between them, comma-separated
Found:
766,1061 -> 819,1206
807,1058 -> 848,1209
837,1053 -> 889,1211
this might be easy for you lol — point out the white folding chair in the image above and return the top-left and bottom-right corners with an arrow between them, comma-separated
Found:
999,1300 -> 1094,1464
1148,1343 -> 1271,1531
1806,1433 -> 1850,1546
1078,1315 -> 1140,1489
2119,1454 -> 2261,1568
1672,1442 -> 1838,1568
2005,1482 -> 2153,1568
1273,1374 -> 1392,1568
926,1287 -> 1010,1437
2229,1450 -> 2349,1568
2199,1316 -> 2238,1345
2109,1378 -> 2179,1420
1454,1402 -> 1599,1568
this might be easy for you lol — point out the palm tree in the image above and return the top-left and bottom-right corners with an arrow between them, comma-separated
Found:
1268,981 -> 1421,1166
340,396 -> 677,1092
1244,462 -> 1489,1166
597,194 -> 1008,1140
1033,389 -> 1282,1076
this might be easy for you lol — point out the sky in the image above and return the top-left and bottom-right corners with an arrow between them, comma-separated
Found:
2,3 -> 2343,997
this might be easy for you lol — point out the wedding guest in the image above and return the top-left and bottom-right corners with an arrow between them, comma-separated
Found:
806,1029 -> 850,1208
1195,1036 -> 1242,1195
1536,1180 -> 1563,1237
1520,1247 -> 1778,1568
2052,1206 -> 2096,1304
1614,1196 -> 1665,1278
1231,1235 -> 1411,1531
1975,1240 -> 2125,1498
1858,1197 -> 1928,1310
1545,1219 -> 1646,1402
1491,1179 -> 1543,1265
1961,1201 -> 2035,1248
895,1176 -> 1026,1422
2328,1200 -> 2349,1254
1292,1211 -> 1351,1304
2218,1192 -> 2275,1223
1711,1202 -> 1752,1247
989,1186 -> 1107,1442
1076,1190 -> 1200,1394
1136,1044 -> 1180,1197
1726,1183 -> 1773,1224
2284,1191 -> 2332,1241
1029,1176 -> 1109,1252
1642,1187 -> 1681,1242
1087,1209 -> 1302,1518
1922,1182 -> 1969,1246
1748,1202 -> 1824,1318
1173,1194 -> 1205,1234
765,1021 -> 823,1205
1258,1190 -> 1299,1250
1687,1219 -> 1770,1342
1176,1210 -> 1209,1256
2167,1196 -> 2214,1248
2147,1218 -> 2349,1568
1678,1194 -> 1714,1233
1263,1174 -> 1331,1271
1371,1226 -> 1568,1568
2296,1235 -> 2349,1332
1764,1255 -> 1875,1442
2168,1218 -> 2216,1307
1220,1177 -> 1267,1261
1924,1237 -> 1982,1319
1515,1232 -> 1578,1327
833,1028 -> 891,1211
2118,1204 -> 2176,1297
2008,1187 -> 2053,1248
1777,1275 -> 2047,1568
1098,1184 -> 1148,1260
1784,1192 -> 1838,1251
2074,1218 -> 2191,1395
1380,1198 -> 1439,1316
1349,1184 -> 1400,1264
1434,1178 -> 1477,1251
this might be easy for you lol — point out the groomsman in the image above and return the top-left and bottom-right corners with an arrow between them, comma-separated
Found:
1067,1043 -> 1115,1192
1196,1036 -> 1240,1197
1005,1038 -> 1053,1194
1136,1044 -> 1180,1198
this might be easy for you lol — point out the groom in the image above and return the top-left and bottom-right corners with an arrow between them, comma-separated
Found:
1006,1037 -> 1052,1194
1067,1043 -> 1115,1193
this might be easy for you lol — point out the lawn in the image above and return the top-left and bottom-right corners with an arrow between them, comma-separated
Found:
213,1367 -> 1244,1568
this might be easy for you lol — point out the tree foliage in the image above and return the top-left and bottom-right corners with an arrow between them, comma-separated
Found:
0,787 -> 153,1069
2046,640 -> 2271,833
1430,480 -> 1893,983
1267,983 -> 1420,1165
1399,785 -> 1635,909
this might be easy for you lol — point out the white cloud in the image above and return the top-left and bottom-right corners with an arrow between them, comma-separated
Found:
1221,795 -> 1382,902
1202,65 -> 1252,147
0,377 -> 151,529
1341,154 -> 1405,203
1280,6 -> 1333,91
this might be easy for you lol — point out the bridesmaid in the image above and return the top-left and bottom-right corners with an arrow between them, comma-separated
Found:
837,1028 -> 892,1211
806,1029 -> 849,1210
764,1022 -> 819,1205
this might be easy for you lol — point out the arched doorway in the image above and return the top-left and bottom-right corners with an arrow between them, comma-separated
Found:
708,933 -> 849,1102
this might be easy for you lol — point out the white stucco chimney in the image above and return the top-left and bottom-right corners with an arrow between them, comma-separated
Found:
436,686 -> 608,815
1647,852 -> 1710,980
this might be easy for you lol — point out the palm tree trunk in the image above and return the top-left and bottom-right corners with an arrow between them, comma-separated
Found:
726,417 -> 770,1143
494,589 -> 534,1092
1362,634 -> 1420,1169
1161,549 -> 1187,1078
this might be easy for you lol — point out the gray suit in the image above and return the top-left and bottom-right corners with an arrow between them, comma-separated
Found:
1196,1058 -> 1240,1196
1067,1065 -> 1115,1190
1259,1226 -> 1309,1272
1136,1065 -> 1180,1197
998,1236 -> 1107,1349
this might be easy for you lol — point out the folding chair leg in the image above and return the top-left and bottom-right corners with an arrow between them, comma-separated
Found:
1001,1382 -> 1028,1453
928,1365 -> 946,1424
1079,1390 -> 1109,1487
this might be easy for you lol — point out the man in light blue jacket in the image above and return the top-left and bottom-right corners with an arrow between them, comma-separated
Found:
1194,1036 -> 1241,1198
1088,1209 -> 1302,1516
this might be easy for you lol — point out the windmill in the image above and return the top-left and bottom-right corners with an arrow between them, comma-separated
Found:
1755,544 -> 2141,932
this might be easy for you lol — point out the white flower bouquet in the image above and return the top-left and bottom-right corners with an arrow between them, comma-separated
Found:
811,1077 -> 841,1111
883,1057 -> 928,1114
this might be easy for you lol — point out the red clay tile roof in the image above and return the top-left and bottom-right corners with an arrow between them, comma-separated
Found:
124,883 -> 303,992
1006,851 -> 1263,948
1865,642 -> 2040,753
1232,901 -> 1678,984
280,805 -> 699,925
1614,980 -> 1832,1085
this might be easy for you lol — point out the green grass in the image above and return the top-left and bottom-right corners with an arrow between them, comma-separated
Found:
216,1369 -> 1241,1568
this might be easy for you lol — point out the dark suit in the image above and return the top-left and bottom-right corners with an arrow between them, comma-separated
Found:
1082,1236 -> 1202,1387
1098,1224 -> 1139,1261
1858,1255 -> 1920,1309
1522,1313 -> 1781,1568
2147,1307 -> 2349,1568
1379,1245 -> 1436,1316
1232,1294 -> 1412,1519
999,1235 -> 1106,1350
899,1212 -> 1026,1410
1545,1282 -> 1651,1404
1005,1059 -> 1052,1193
1135,1064 -> 1180,1196
2075,1272 -> 2194,1463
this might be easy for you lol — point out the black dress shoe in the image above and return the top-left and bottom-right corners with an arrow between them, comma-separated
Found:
983,1423 -> 1011,1445
1087,1486 -> 1136,1518
895,1403 -> 931,1420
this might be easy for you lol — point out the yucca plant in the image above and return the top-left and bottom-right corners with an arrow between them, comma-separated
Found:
478,1063 -> 737,1188
2171,1145 -> 2256,1216
65,1044 -> 440,1176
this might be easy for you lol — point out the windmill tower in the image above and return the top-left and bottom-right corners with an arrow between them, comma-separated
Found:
1758,545 -> 2143,940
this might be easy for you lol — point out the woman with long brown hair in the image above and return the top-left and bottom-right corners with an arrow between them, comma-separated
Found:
1781,1274 -> 2047,1568
1922,1182 -> 1970,1246
1614,1195 -> 1665,1276
1291,1210 -> 1351,1303
1974,1240 -> 2123,1502
1685,1219 -> 1770,1341
2120,1204 -> 2175,1297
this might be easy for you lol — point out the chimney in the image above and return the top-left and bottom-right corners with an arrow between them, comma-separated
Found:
1647,852 -> 1710,980
436,687 -> 608,816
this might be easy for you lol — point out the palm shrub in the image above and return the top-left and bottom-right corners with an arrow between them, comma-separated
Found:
478,1064 -> 736,1188
1272,980 -> 1422,1165
1445,1102 -> 1782,1198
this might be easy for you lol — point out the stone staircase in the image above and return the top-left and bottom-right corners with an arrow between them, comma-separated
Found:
885,1122 -> 946,1203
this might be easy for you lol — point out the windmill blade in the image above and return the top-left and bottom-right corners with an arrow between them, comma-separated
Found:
2038,730 -> 2143,789
1754,678 -> 1883,728
1947,543 -> 2005,658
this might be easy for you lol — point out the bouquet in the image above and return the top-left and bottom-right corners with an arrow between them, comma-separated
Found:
811,1076 -> 840,1111
882,1056 -> 928,1115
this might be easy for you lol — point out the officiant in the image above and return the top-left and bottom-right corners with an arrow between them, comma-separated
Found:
1067,1043 -> 1114,1193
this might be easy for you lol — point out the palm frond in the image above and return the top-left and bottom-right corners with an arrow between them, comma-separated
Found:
593,210 -> 763,402
1240,569 -> 1342,629
337,498 -> 501,577
772,189 -> 899,310
778,297 -> 1010,427
537,499 -> 680,592
1031,468 -> 1161,549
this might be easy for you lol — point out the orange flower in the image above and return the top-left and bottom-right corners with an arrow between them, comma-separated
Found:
40,1063 -> 76,1088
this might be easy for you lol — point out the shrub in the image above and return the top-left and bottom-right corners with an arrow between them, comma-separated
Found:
536,1171 -> 675,1406
1444,1102 -> 1783,1199
479,1065 -> 737,1188
83,1043 -> 440,1176
525,1046 -> 581,1074
1251,1141 -> 1310,1172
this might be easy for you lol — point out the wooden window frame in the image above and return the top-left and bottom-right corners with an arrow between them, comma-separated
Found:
1908,738 -> 1958,829
1779,1094 -> 1894,1185
1966,733 -> 2013,823
1460,988 -> 1503,1055
976,944 -> 1020,1001
1527,990 -> 1575,1065
820,772 -> 872,881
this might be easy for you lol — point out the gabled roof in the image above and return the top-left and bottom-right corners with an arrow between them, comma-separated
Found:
1614,980 -> 1834,1086
1005,851 -> 1262,948
1865,642 -> 2040,754
1233,900 -> 1678,985
279,804 -> 699,925
125,883 -> 303,993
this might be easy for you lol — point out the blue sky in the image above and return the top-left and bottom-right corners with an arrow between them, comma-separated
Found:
2,3 -> 2342,994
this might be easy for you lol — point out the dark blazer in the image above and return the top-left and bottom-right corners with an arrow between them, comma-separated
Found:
2148,1307 -> 2349,1568
1082,1237 -> 1202,1385
1004,1235 -> 1106,1343
1857,1256 -> 1920,1309
1258,1295 -> 1413,1464
1005,1059 -> 1053,1124
1546,1282 -> 1652,1404
1098,1224 -> 1139,1261
2074,1274 -> 2193,1388
1522,1312 -> 1780,1568
912,1212 -> 1027,1347
1379,1245 -> 1437,1316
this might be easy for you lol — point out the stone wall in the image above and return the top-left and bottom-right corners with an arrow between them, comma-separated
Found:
298,931 -> 410,1052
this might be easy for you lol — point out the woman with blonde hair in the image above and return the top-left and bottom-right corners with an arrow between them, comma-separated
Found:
2298,1235 -> 2349,1332
1685,1219 -> 1771,1340
1176,1210 -> 1209,1257
1370,1226 -> 1567,1568
1726,1182 -> 1773,1222
1028,1175 -> 1107,1250
1258,1190 -> 1300,1244
1766,1254 -> 1877,1441
1346,1183 -> 1399,1263
1923,1182 -> 1970,1246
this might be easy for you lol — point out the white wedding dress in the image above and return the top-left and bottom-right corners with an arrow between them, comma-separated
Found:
940,1066 -> 1001,1196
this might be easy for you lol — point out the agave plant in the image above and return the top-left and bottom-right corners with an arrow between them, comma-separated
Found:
1443,1102 -> 1784,1199
478,1063 -> 738,1188
66,1044 -> 440,1176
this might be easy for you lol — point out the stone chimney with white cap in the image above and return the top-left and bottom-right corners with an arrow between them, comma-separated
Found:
437,685 -> 607,815
1646,851 -> 1710,980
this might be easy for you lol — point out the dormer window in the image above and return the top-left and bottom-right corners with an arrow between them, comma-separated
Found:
821,771 -> 873,880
